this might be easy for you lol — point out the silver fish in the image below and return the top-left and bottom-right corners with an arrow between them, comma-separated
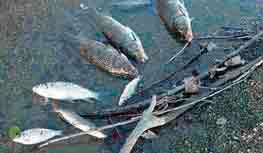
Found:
54,107 -> 107,139
32,82 -> 101,102
13,128 -> 62,145
80,3 -> 149,63
118,75 -> 142,106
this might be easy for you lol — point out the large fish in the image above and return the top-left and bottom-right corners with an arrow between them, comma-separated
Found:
156,0 -> 193,42
54,107 -> 107,139
12,128 -> 62,145
80,3 -> 149,63
118,75 -> 142,106
32,82 -> 103,102
78,38 -> 139,79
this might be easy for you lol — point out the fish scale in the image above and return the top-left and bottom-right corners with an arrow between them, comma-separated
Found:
80,39 -> 138,78
81,5 -> 149,63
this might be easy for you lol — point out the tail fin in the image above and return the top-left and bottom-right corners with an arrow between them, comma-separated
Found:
85,90 -> 117,103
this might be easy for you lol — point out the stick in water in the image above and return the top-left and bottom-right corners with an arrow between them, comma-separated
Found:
167,42 -> 190,64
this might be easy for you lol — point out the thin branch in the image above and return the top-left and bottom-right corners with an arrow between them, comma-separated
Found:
166,42 -> 189,64
194,34 -> 251,40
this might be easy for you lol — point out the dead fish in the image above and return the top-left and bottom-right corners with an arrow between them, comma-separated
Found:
156,0 -> 193,42
80,3 -> 149,63
118,75 -> 142,106
13,128 -> 62,145
111,0 -> 151,10
77,37 -> 139,79
54,107 -> 106,139
32,82 -> 103,102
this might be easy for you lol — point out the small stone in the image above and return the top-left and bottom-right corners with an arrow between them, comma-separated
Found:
216,117 -> 227,125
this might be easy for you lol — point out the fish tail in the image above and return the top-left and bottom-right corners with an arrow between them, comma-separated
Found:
90,90 -> 117,103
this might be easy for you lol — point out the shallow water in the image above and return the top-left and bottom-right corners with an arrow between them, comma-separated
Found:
0,0 -> 258,152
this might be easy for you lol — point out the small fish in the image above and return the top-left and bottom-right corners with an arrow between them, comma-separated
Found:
54,107 -> 107,139
118,76 -> 142,106
13,128 -> 62,145
32,82 -> 102,102
111,0 -> 151,10
80,4 -> 149,63
156,0 -> 193,42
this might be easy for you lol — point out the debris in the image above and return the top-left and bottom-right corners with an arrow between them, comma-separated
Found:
119,95 -> 166,153
183,71 -> 200,94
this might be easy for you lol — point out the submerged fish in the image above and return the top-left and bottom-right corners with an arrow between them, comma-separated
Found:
80,4 -> 149,63
32,82 -> 102,102
118,75 -> 142,106
54,107 -> 107,139
111,0 -> 151,10
13,128 -> 62,145
156,0 -> 193,42
78,38 -> 139,79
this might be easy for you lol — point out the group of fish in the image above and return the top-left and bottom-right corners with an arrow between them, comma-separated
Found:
8,0 -> 194,148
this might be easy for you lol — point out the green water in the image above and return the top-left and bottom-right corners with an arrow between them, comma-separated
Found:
0,0 -> 258,152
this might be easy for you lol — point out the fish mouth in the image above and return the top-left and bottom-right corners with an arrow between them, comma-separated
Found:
135,50 -> 149,63
184,29 -> 193,42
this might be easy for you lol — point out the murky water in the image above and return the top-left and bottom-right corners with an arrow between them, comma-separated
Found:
0,0 -> 258,152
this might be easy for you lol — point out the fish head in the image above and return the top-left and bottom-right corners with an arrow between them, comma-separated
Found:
174,16 -> 193,42
32,84 -> 49,97
125,30 -> 149,63
127,41 -> 149,63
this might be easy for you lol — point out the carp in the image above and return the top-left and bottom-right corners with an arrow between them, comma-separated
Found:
156,0 -> 193,42
78,37 -> 139,79
80,3 -> 149,63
